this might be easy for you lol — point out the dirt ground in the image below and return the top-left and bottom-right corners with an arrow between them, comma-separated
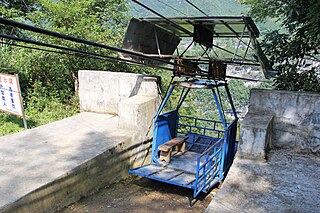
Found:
58,176 -> 216,213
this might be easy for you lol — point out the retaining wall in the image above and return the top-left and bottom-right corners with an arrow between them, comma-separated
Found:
246,89 -> 320,154
0,71 -> 160,213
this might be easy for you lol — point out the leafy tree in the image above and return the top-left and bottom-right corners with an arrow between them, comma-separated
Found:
1,0 -> 130,101
240,0 -> 320,92
0,0 -> 135,134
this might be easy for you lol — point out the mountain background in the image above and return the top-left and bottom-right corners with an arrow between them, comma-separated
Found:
129,0 -> 247,17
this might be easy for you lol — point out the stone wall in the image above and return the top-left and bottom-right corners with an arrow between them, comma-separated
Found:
247,89 -> 320,154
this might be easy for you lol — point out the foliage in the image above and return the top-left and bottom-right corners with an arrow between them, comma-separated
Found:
0,0 -> 131,135
240,0 -> 320,92
0,97 -> 79,136
1,0 -> 130,99
227,79 -> 250,109
0,0 -> 276,137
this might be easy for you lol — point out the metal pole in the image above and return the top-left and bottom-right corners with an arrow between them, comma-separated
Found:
154,28 -> 161,57
232,25 -> 246,61
15,74 -> 28,129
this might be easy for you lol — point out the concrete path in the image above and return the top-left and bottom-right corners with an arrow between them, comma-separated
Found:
205,149 -> 320,213
0,112 -> 137,212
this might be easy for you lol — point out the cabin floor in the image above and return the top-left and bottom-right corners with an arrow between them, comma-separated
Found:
129,151 -> 206,189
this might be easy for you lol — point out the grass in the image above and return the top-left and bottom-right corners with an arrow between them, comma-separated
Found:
0,98 -> 79,136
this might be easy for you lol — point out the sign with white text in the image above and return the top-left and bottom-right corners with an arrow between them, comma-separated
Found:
0,73 -> 24,117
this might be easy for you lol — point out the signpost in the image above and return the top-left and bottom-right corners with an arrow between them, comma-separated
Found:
0,73 -> 27,129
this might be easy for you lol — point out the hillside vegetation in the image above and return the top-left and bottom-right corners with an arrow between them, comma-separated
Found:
129,0 -> 276,32
130,0 -> 247,17
0,0 -> 273,136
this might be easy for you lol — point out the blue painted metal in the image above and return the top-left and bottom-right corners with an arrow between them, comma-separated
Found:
224,118 -> 238,170
151,84 -> 176,164
151,110 -> 179,164
225,84 -> 238,119
130,79 -> 239,198
176,88 -> 191,111
154,84 -> 175,120
129,166 -> 196,189
194,138 -> 223,197
216,86 -> 227,124
212,88 -> 227,127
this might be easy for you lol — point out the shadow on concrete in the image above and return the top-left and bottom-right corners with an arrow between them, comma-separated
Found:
205,149 -> 320,213
0,113 -> 151,212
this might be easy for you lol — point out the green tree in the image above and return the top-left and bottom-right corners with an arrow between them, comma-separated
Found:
1,0 -> 130,100
0,0 -> 132,134
240,0 -> 320,92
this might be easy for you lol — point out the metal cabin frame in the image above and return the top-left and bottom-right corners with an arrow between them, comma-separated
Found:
126,15 -> 269,198
121,16 -> 275,78
129,79 -> 238,198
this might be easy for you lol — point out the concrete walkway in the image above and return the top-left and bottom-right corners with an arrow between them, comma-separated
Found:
205,149 -> 320,213
0,112 -> 140,212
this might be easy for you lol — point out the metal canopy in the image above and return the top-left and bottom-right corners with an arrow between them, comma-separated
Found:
121,16 -> 274,79
141,16 -> 260,38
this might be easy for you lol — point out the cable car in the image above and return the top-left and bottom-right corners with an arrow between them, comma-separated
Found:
130,65 -> 238,198
125,16 -> 271,197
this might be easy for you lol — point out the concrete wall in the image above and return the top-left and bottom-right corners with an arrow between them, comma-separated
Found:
79,70 -> 161,141
247,89 -> 320,154
238,114 -> 273,160
79,71 -> 159,115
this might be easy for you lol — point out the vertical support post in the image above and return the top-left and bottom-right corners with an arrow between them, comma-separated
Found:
216,86 -> 227,125
154,28 -> 161,57
212,88 -> 226,126
151,123 -> 159,164
244,39 -> 251,59
232,25 -> 246,61
225,83 -> 238,118
151,85 -> 175,164
154,85 -> 175,120
176,88 -> 190,110
15,74 -> 27,129
219,138 -> 226,179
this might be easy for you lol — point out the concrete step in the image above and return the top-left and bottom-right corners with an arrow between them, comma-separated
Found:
0,112 -> 150,213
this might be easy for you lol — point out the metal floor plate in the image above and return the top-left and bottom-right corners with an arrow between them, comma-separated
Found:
129,151 -> 203,189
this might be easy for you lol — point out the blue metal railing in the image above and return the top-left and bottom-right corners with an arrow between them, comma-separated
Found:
177,115 -> 225,138
154,113 -> 238,197
194,138 -> 223,197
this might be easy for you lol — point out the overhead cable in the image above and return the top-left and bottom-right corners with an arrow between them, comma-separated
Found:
157,0 -> 188,16
0,34 -> 176,72
184,0 -> 209,16
0,18 -> 180,68
0,41 -> 71,55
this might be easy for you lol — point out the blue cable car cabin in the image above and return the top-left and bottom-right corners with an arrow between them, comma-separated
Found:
124,16 -> 270,198
129,79 -> 238,198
